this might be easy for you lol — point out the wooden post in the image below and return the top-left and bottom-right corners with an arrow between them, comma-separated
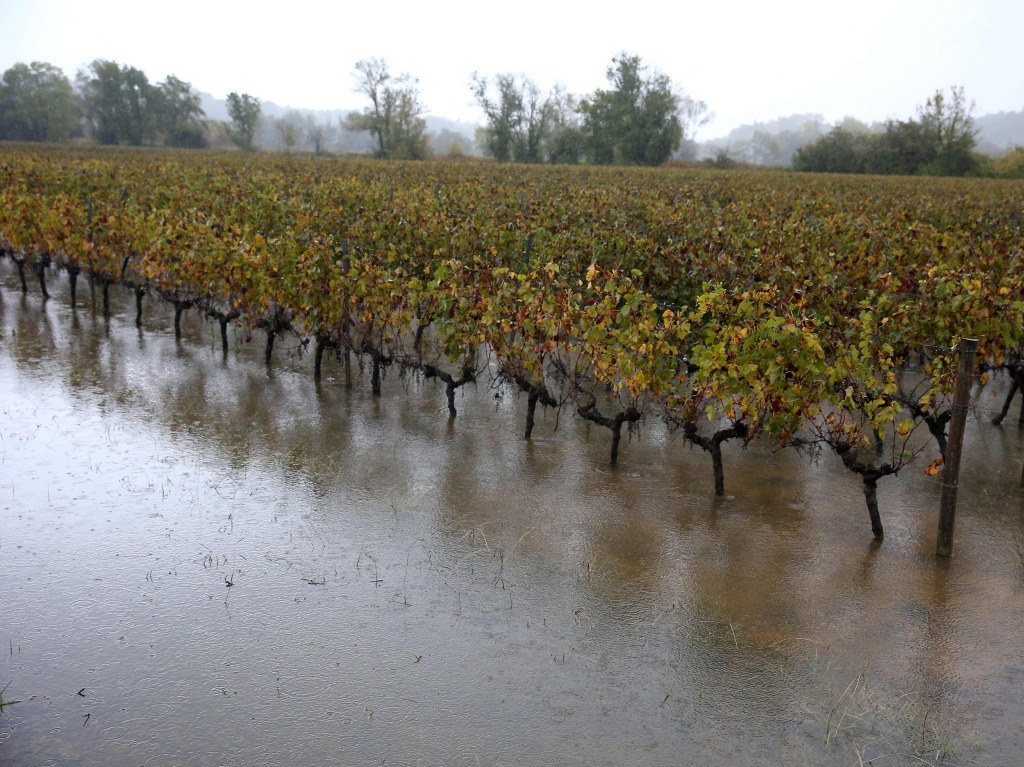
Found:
937,338 -> 978,557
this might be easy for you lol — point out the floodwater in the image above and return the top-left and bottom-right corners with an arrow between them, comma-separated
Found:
1,265 -> 1022,767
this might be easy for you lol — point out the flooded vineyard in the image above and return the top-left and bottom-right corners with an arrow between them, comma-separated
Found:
1,265 -> 1023,766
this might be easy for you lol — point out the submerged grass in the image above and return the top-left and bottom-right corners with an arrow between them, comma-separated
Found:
798,654 -> 983,766
0,681 -> 21,712
662,609 -> 984,765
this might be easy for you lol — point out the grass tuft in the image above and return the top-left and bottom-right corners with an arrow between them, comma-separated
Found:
0,681 -> 22,712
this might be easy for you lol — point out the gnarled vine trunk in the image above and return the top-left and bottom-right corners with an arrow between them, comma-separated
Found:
835,442 -> 895,541
173,300 -> 193,340
67,266 -> 81,309
135,287 -> 146,327
258,309 -> 292,366
682,421 -> 748,496
423,364 -> 476,419
577,400 -> 642,465
360,342 -> 391,396
33,255 -> 50,299
992,369 -> 1024,427
861,475 -> 884,540
206,309 -> 239,355
509,373 -> 558,440
219,317 -> 231,354
13,256 -> 28,293
900,394 -> 953,459
313,332 -> 339,380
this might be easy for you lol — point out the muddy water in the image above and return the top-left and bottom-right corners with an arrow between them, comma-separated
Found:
1,268 -> 1022,766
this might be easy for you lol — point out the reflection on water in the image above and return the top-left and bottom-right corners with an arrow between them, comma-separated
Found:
1,266 -> 1023,766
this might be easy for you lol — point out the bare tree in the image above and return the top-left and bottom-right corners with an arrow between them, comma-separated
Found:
346,58 -> 428,160
275,116 -> 298,151
676,95 -> 712,160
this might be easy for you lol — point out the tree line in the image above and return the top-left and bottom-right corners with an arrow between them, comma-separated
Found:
0,59 -> 332,152
793,87 -> 981,176
0,60 -> 206,147
0,56 -> 1002,175
467,54 -> 710,165
0,54 -> 710,166
327,53 -> 711,165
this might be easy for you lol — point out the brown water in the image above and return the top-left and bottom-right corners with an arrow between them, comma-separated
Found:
1,266 -> 1022,766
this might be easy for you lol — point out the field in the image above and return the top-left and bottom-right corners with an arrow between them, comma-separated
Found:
2,146 -> 1023,537
2,147 -> 1024,765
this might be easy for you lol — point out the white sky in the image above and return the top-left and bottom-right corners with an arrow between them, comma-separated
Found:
1,0 -> 1021,139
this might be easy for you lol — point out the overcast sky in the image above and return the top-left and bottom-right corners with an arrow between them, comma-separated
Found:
1,0 -> 1021,139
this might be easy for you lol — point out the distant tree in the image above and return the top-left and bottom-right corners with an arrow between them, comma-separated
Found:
793,127 -> 868,173
307,122 -> 328,154
748,130 -> 785,166
793,89 -> 979,177
275,116 -> 298,151
706,149 -> 738,169
545,86 -> 583,164
757,120 -> 823,165
288,111 -> 341,155
0,61 -> 78,142
226,92 -> 261,152
794,119 -> 917,175
78,60 -> 159,145
432,127 -> 470,157
154,75 -> 206,148
509,78 -> 549,163
578,53 -> 683,166
879,120 -> 930,174
917,86 -> 978,175
471,73 -> 516,161
676,95 -> 712,160
203,119 -> 234,149
981,146 -> 1024,178
346,58 -> 429,160
348,58 -> 389,156
379,81 -> 429,160
258,110 -> 324,152
336,113 -> 376,153
834,116 -> 873,135
471,72 -> 554,163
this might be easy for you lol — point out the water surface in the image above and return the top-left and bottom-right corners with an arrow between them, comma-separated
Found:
1,267 -> 1022,766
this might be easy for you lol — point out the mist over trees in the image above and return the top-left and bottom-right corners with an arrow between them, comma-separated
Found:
793,86 -> 981,176
702,115 -> 827,166
468,76 -> 582,163
470,53 -> 709,166
157,75 -> 207,148
76,60 -> 208,147
0,59 -> 354,153
577,53 -> 681,165
0,61 -> 78,142
974,110 -> 1024,154
1,55 -> 1021,176
471,72 -> 553,163
226,92 -> 261,152
77,60 -> 154,145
